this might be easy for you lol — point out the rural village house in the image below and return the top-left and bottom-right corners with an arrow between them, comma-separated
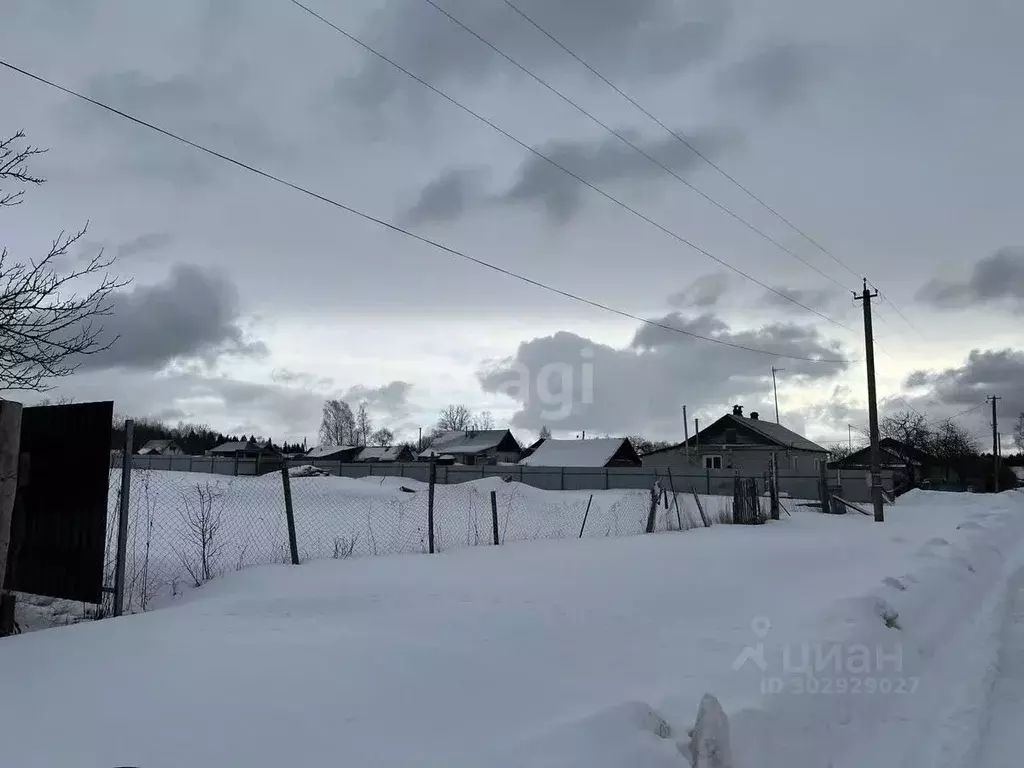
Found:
520,437 -> 641,468
828,438 -> 962,488
207,440 -> 272,460
419,429 -> 522,466
356,445 -> 416,463
136,439 -> 184,457
643,405 -> 828,475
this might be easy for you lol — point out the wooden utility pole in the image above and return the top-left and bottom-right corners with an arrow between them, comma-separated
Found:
854,281 -> 884,522
771,367 -> 785,424
988,395 -> 1001,492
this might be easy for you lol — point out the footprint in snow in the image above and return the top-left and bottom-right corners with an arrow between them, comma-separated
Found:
925,537 -> 950,547
957,521 -> 984,531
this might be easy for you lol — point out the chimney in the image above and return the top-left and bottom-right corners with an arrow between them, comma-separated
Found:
750,411 -> 759,421
732,404 -> 744,417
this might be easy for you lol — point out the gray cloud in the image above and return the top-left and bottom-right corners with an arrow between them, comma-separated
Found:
78,264 -> 267,371
478,311 -> 848,436
344,381 -> 414,418
667,273 -> 732,309
918,247 -> 1024,312
501,127 -> 741,222
408,126 -> 741,224
271,368 -> 335,391
116,232 -> 174,260
761,285 -> 841,311
903,349 -> 1024,413
717,43 -> 823,113
347,0 -> 731,109
402,167 -> 488,224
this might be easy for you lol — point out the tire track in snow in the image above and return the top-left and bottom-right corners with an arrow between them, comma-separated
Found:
978,573 -> 1024,768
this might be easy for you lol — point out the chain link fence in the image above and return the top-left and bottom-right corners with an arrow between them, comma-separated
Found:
98,463 -> 756,615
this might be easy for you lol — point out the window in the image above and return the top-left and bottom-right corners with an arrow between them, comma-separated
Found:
789,455 -> 800,471
704,455 -> 723,470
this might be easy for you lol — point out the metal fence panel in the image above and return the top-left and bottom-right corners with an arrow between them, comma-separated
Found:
13,401 -> 113,603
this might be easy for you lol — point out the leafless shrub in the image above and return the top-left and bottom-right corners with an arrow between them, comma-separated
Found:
172,482 -> 226,588
332,534 -> 358,559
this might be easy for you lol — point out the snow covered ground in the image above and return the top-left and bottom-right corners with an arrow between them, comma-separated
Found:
93,469 -> 734,614
2,489 -> 1023,766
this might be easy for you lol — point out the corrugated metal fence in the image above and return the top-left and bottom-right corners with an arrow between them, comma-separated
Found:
114,453 -> 889,503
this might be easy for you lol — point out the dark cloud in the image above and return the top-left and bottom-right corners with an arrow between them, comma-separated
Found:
344,381 -> 414,418
667,273 -> 732,309
346,0 -> 731,108
402,167 -> 489,224
116,232 -> 174,260
918,247 -> 1024,312
898,349 -> 1024,450
78,264 -> 267,371
477,312 -> 848,436
716,43 -> 823,113
501,127 -> 741,222
409,126 -> 741,224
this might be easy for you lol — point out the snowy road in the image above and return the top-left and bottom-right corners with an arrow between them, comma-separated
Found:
978,571 -> 1024,768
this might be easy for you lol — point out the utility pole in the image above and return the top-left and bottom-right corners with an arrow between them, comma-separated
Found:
854,280 -> 884,522
683,405 -> 689,464
848,424 -> 853,453
771,367 -> 785,424
988,395 -> 1001,492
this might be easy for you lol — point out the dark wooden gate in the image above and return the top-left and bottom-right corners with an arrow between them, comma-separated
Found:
7,401 -> 113,603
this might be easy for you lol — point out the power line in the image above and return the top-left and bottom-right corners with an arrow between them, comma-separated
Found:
497,0 -> 861,283
417,0 -> 854,295
499,0 -> 933,345
286,0 -> 856,334
0,58 -> 851,365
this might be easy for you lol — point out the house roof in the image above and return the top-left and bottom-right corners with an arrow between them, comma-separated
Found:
644,413 -> 826,456
519,438 -> 636,467
138,439 -> 177,454
304,444 -> 358,459
210,441 -> 255,454
356,445 -> 409,461
829,445 -> 917,469
418,430 -> 517,457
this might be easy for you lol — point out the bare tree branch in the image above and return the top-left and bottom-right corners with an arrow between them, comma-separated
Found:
1,132 -> 127,391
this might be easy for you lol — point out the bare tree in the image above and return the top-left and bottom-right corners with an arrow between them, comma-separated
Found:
370,427 -> 394,446
1014,413 -> 1024,453
319,398 -> 355,446
826,442 -> 859,462
0,132 -> 127,391
436,404 -> 473,432
172,482 -> 226,588
356,402 -> 373,446
880,410 -> 932,453
538,425 -> 552,440
472,410 -> 495,431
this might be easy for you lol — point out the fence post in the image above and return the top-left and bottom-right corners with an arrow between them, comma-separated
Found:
667,468 -> 682,530
769,456 -> 780,521
561,466 -> 565,490
113,419 -> 134,617
578,494 -> 594,538
706,468 -> 711,495
427,455 -> 437,554
605,468 -> 610,490
490,490 -> 499,545
645,486 -> 659,533
818,459 -> 830,514
280,464 -> 300,565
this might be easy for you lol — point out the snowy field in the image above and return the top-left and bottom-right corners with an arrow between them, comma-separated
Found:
3,489 -> 1024,766
90,468 -> 736,615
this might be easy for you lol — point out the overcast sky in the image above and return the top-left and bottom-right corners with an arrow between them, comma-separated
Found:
1,0 -> 1021,450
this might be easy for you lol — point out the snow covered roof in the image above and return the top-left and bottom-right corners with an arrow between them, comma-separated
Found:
137,439 -> 177,455
304,444 -> 359,459
356,446 -> 408,462
519,438 -> 637,467
209,441 -> 256,454
418,430 -> 517,458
